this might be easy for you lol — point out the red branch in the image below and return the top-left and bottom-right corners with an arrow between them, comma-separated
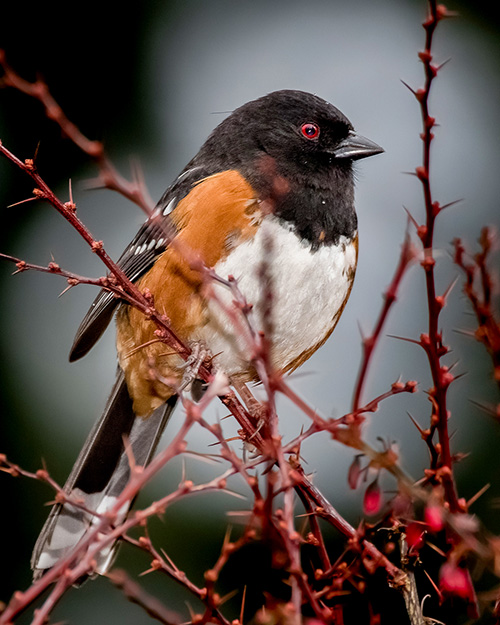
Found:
0,50 -> 154,215
107,569 -> 182,625
352,229 -> 416,411
454,228 -> 500,395
0,141 -> 191,358
0,252 -> 120,295
0,139 -> 275,457
405,1 -> 460,512
2,12 -> 494,619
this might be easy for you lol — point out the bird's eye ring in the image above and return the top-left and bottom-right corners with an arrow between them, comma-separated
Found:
300,122 -> 320,140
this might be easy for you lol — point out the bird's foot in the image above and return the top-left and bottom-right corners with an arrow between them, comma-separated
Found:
178,343 -> 213,401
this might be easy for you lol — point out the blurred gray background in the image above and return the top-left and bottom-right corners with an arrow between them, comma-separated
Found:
1,0 -> 499,623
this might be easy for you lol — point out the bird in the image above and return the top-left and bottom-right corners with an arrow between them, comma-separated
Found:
31,89 -> 383,580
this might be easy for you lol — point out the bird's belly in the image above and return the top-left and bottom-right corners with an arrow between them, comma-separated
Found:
198,217 -> 357,377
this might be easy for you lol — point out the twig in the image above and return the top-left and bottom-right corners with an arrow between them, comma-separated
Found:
107,569 -> 182,625
0,50 -> 154,215
454,229 -> 500,393
291,466 -> 406,586
0,252 -> 120,295
406,0 -> 460,512
0,139 -> 269,450
353,228 -> 416,411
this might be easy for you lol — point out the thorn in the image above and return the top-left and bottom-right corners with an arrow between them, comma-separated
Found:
43,498 -> 60,507
218,588 -> 239,606
123,338 -> 167,359
469,398 -> 500,419
453,327 -> 476,338
387,334 -> 422,346
436,57 -> 452,72
440,198 -> 463,211
295,510 -> 319,519
219,489 -> 248,501
240,585 -> 247,625
208,435 -> 241,447
426,541 -> 447,558
407,412 -> 426,436
422,568 -> 444,602
160,547 -> 179,572
442,275 -> 459,301
182,450 -> 222,464
7,196 -> 39,208
33,141 -> 41,164
449,429 -> 459,443
467,483 -> 490,508
403,206 -> 420,230
403,170 -> 419,177
222,524 -> 233,551
400,79 -> 417,96
58,284 -> 76,298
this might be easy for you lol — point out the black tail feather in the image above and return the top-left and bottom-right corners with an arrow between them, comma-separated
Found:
31,371 -> 177,580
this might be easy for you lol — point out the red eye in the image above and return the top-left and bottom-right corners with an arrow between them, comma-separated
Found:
300,122 -> 320,139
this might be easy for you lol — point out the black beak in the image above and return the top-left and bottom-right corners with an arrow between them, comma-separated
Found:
333,130 -> 384,160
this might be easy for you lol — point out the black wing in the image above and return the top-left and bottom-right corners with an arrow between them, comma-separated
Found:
69,166 -> 207,361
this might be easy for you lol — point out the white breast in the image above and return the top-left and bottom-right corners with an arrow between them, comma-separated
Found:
198,217 -> 357,377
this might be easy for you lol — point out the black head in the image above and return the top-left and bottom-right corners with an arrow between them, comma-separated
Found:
193,90 -> 383,183
189,90 -> 383,247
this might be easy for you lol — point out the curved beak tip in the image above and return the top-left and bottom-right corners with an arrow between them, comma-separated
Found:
333,131 -> 384,161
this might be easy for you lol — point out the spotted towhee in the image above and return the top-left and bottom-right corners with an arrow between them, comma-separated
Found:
32,89 -> 383,579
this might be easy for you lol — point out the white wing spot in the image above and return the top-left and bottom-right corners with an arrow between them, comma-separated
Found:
162,196 -> 177,216
176,166 -> 202,183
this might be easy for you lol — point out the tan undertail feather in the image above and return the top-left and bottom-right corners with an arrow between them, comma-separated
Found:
116,170 -> 260,417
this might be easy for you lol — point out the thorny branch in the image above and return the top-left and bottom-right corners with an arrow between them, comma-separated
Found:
1,1 -> 500,623
407,0 -> 461,513
0,49 -> 154,215
0,125 -> 418,586
352,229 -> 417,412
107,569 -> 182,625
454,228 -> 500,396
0,138 -> 268,450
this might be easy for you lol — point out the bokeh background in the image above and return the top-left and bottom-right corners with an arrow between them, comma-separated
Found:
1,0 -> 500,623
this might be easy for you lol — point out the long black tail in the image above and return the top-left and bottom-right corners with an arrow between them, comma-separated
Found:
31,371 -> 176,580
